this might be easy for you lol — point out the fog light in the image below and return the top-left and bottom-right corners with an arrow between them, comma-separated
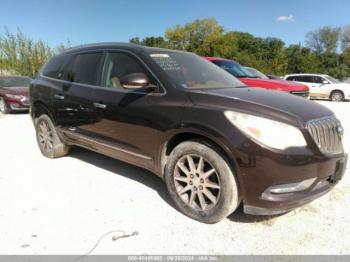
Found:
269,178 -> 316,194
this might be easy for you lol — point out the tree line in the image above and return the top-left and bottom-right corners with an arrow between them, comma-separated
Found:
130,18 -> 350,79
1,18 -> 350,79
0,29 -> 67,78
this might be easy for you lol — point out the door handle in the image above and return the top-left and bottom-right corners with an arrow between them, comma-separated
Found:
54,94 -> 65,100
93,102 -> 107,109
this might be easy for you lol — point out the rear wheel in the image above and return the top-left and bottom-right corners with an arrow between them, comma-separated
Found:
0,97 -> 9,114
35,114 -> 69,158
165,140 -> 239,223
330,91 -> 344,102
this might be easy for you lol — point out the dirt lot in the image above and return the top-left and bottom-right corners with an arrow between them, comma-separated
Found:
0,101 -> 349,255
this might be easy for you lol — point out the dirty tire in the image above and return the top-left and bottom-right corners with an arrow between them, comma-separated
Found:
0,97 -> 9,114
330,91 -> 344,102
35,114 -> 69,158
165,140 -> 239,224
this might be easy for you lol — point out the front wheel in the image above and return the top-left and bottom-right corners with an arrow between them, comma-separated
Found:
165,140 -> 240,223
330,91 -> 344,102
0,97 -> 9,114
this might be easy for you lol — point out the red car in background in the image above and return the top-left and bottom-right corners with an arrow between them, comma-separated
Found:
205,57 -> 310,98
0,76 -> 32,114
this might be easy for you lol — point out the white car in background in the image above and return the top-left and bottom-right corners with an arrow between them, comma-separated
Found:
284,74 -> 350,101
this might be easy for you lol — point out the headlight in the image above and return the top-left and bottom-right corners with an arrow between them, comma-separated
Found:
224,111 -> 307,150
5,94 -> 24,100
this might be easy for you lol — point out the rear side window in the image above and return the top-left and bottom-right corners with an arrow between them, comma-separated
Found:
299,75 -> 314,83
42,55 -> 67,79
286,76 -> 297,81
64,52 -> 104,86
287,75 -> 314,82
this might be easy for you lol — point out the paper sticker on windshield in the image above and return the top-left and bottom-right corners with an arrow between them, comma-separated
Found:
150,54 -> 170,58
151,54 -> 181,71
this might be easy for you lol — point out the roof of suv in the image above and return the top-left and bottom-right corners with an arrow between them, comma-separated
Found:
59,42 -> 189,56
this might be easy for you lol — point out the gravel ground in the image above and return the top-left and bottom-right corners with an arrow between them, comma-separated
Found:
0,100 -> 349,255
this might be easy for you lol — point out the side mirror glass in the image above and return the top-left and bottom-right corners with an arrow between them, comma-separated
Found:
120,73 -> 149,89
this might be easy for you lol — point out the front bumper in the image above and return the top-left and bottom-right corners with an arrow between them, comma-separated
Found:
5,98 -> 30,112
240,152 -> 347,216
290,91 -> 310,99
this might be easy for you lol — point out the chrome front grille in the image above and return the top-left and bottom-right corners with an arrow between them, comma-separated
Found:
307,116 -> 343,154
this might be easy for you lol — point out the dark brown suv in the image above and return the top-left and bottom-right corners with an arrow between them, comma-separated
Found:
29,43 -> 347,223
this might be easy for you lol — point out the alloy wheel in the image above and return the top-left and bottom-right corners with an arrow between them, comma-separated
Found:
331,92 -> 343,102
173,154 -> 221,211
38,120 -> 54,153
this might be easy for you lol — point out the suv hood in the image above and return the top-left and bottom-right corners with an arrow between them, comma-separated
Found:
0,86 -> 29,96
187,87 -> 332,126
239,78 -> 309,92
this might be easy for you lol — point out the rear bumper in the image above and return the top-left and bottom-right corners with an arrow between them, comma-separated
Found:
241,153 -> 347,216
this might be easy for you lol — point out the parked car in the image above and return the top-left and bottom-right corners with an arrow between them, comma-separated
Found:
284,74 -> 350,101
205,57 -> 310,98
0,76 -> 32,114
30,43 -> 347,223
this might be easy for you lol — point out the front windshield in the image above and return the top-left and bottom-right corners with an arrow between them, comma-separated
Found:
0,77 -> 32,87
212,60 -> 256,78
244,67 -> 269,80
324,75 -> 340,84
148,51 -> 245,89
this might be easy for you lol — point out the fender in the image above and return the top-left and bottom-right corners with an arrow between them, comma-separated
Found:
159,122 -> 242,179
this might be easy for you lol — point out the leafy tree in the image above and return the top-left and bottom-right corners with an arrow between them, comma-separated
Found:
341,24 -> 350,51
305,26 -> 341,53
130,36 -> 166,48
141,36 -> 167,48
0,29 -> 65,77
129,37 -> 141,45
341,48 -> 350,67
165,18 -> 224,55
284,45 -> 319,73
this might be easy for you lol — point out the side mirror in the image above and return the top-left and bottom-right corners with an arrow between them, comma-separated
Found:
322,80 -> 330,84
120,73 -> 149,89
